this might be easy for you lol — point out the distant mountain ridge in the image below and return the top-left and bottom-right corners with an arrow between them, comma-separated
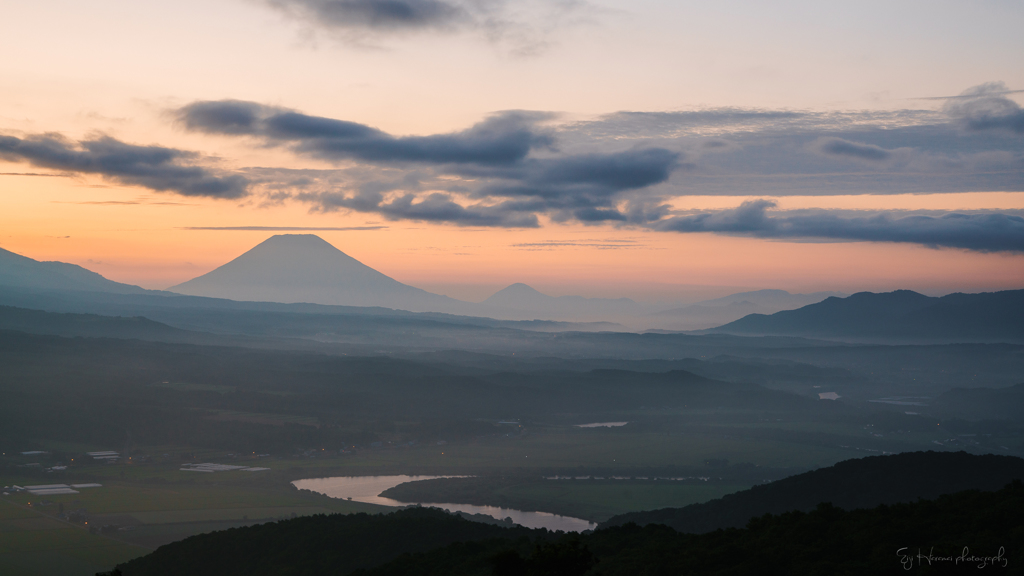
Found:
0,305 -> 195,342
0,245 -> 148,294
712,289 -> 1024,342
169,234 -> 471,313
664,289 -> 845,311
482,282 -> 648,319
646,289 -> 846,330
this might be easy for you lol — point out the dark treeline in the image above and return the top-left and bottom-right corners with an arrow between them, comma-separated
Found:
111,507 -> 547,576
110,479 -> 1024,576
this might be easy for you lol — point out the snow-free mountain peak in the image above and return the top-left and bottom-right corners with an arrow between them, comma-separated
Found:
168,234 -> 465,312
481,282 -> 644,321
483,283 -> 550,304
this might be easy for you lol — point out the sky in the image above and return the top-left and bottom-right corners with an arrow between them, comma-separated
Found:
1,0 -> 1023,302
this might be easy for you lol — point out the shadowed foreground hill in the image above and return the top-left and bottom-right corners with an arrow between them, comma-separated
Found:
601,451 -> 1024,533
110,480 -> 1024,576
114,508 -> 544,576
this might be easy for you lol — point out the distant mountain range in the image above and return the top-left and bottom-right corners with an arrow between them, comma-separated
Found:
0,236 -> 849,327
162,233 -> 839,324
164,235 -> 659,322
712,289 -> 1024,342
680,289 -> 846,310
481,282 -> 650,319
4,238 -> 1023,342
646,289 -> 845,330
0,245 -> 148,294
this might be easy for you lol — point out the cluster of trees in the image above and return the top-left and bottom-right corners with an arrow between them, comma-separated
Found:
108,479 -> 1023,575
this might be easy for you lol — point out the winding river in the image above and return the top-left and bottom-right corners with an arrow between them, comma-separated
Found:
292,475 -> 597,532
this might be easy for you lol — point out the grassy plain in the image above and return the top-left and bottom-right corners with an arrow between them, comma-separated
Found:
0,498 -> 147,576
0,461 -> 389,575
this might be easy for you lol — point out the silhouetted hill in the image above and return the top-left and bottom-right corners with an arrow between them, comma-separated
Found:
361,483 -> 1023,576
601,451 -> 1024,533
657,289 -> 844,316
647,289 -> 846,331
115,507 -> 544,576
110,479 -> 1024,576
0,245 -> 147,294
169,234 -> 471,313
712,289 -> 1024,342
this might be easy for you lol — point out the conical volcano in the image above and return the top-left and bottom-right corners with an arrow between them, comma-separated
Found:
168,234 -> 465,312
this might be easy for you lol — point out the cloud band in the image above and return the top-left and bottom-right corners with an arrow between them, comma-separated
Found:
655,200 -> 1024,253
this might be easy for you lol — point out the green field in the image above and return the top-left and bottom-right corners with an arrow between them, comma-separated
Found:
0,498 -> 147,576
0,467 -> 390,575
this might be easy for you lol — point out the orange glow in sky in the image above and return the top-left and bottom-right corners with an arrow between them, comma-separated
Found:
3,168 -> 1022,301
2,1 -> 1022,302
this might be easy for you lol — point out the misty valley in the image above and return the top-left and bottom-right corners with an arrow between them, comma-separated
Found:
6,1 -> 1024,570
1,238 -> 1023,575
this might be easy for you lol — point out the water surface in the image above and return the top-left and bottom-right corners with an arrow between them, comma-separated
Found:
293,475 -> 596,532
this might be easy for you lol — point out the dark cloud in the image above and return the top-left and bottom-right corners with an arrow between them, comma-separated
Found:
301,189 -> 539,227
559,102 -> 1022,196
266,0 -> 466,32
177,100 -> 681,225
161,84 -> 1021,230
465,148 -> 681,222
944,82 -> 1024,134
567,90 -> 1019,170
0,133 -> 248,198
178,100 -> 553,166
655,200 -> 1024,253
177,99 -> 266,135
813,137 -> 892,162
261,0 -> 592,55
